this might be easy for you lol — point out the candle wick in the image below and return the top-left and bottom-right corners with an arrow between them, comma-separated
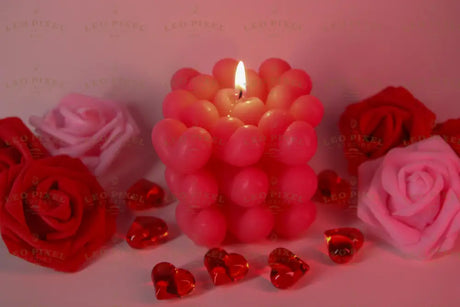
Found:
238,90 -> 243,99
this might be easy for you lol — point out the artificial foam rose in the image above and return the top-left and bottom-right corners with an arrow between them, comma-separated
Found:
0,155 -> 117,272
339,86 -> 435,175
433,119 -> 460,157
358,136 -> 460,259
0,117 -> 49,209
29,93 -> 139,176
0,117 -> 49,173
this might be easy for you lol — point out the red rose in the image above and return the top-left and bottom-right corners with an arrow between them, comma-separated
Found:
0,117 -> 49,209
0,117 -> 49,172
339,86 -> 435,174
433,119 -> 460,156
0,155 -> 117,272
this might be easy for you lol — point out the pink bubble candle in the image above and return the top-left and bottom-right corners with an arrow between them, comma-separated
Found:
152,58 -> 323,246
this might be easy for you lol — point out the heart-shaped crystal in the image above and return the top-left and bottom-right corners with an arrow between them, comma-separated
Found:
268,247 -> 309,289
126,179 -> 165,210
204,247 -> 249,285
126,216 -> 168,249
324,227 -> 364,264
314,170 -> 352,208
151,262 -> 195,300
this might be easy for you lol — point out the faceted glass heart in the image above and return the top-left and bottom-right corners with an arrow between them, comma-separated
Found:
204,247 -> 249,285
314,170 -> 351,208
126,216 -> 168,249
268,247 -> 309,289
126,179 -> 165,210
151,262 -> 196,300
324,227 -> 364,264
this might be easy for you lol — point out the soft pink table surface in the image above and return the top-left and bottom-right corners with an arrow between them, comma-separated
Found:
1,0 -> 460,306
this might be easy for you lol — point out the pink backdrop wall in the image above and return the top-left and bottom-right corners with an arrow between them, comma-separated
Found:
1,0 -> 460,306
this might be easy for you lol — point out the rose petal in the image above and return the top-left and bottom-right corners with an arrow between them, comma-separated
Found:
30,115 -> 81,147
358,161 -> 421,246
392,164 -> 444,216
405,170 -> 434,201
439,211 -> 460,252
94,126 -> 136,175
4,199 -> 28,227
360,106 -> 409,157
59,104 -> 105,135
42,190 -> 72,220
382,152 -> 450,217
405,190 -> 460,258
392,194 -> 441,231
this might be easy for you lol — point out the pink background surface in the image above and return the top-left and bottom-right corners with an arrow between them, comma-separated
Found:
1,0 -> 460,306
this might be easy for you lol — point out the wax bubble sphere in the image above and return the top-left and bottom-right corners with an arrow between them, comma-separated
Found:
152,58 -> 323,246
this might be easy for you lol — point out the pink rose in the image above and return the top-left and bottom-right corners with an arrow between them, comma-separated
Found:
358,136 -> 460,259
29,93 -> 139,176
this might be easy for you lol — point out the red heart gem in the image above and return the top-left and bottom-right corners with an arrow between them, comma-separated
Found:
313,170 -> 352,208
204,248 -> 249,285
126,179 -> 165,210
126,216 -> 168,249
151,262 -> 195,300
268,248 -> 309,289
324,227 -> 364,264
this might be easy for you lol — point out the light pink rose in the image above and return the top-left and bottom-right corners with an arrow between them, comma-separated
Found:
29,93 -> 139,175
358,136 -> 460,259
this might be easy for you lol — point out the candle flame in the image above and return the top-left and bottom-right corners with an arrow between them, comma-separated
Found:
234,61 -> 247,99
